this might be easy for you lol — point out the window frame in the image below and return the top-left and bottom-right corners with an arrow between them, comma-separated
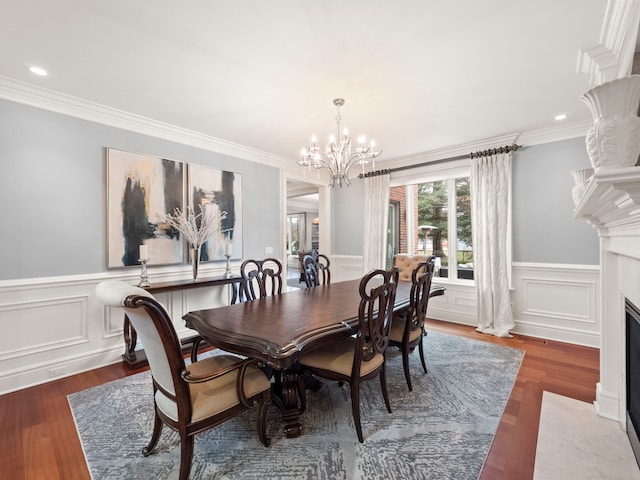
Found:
390,159 -> 475,285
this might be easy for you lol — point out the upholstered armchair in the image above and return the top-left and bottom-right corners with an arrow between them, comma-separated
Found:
95,280 -> 271,480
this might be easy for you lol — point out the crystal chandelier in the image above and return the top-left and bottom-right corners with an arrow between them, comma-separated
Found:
298,98 -> 381,187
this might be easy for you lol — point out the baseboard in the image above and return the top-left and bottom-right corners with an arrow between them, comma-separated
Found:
595,381 -> 622,424
0,345 -> 123,395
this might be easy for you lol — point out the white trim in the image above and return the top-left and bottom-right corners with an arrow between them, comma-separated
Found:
0,75 -> 592,175
0,75 -> 296,172
577,0 -> 640,85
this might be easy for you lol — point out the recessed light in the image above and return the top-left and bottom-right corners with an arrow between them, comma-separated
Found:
554,114 -> 567,121
27,65 -> 48,76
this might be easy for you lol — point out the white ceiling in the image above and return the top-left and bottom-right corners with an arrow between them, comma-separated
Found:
0,1 -> 613,163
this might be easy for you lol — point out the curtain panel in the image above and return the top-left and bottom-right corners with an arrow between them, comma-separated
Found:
363,174 -> 391,273
470,152 -> 514,337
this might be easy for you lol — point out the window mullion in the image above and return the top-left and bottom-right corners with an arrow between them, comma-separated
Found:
447,178 -> 458,279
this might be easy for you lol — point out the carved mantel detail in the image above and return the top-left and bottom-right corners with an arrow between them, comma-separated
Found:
574,75 -> 640,233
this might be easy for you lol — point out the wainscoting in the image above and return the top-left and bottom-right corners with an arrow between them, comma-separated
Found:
511,262 -> 600,348
0,262 -> 237,395
0,259 -> 600,395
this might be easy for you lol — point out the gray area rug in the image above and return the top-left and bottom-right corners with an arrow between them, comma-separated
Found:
68,331 -> 523,480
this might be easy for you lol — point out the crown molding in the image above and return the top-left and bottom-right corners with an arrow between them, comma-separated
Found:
0,75 -> 591,177
577,0 -> 640,85
380,119 -> 591,171
0,75 -> 295,172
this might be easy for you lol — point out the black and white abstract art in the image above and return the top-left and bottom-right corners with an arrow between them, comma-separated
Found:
188,163 -> 243,261
107,148 -> 184,268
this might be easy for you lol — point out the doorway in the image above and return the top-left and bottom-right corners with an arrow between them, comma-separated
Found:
286,180 -> 320,289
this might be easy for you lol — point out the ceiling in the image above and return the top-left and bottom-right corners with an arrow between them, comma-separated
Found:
0,1 -> 613,163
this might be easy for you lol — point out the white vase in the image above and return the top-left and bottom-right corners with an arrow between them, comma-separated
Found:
570,167 -> 594,206
581,75 -> 640,169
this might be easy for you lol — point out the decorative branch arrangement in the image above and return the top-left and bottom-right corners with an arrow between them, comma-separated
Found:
161,205 -> 228,249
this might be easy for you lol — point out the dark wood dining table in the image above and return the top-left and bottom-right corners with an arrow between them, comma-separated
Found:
183,278 -> 445,437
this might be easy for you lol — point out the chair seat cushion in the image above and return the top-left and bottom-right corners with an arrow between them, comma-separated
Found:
156,354 -> 271,423
389,317 -> 422,343
298,337 -> 383,377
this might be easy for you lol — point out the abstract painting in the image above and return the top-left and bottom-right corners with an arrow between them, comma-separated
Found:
188,164 -> 243,261
107,148 -> 184,267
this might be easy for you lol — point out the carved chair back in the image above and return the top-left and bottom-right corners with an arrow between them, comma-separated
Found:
240,257 -> 283,300
354,266 -> 399,374
303,252 -> 331,287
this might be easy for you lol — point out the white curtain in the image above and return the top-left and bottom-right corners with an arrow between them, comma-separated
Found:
471,151 -> 514,338
363,173 -> 391,273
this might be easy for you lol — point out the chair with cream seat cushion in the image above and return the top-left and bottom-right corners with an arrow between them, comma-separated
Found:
95,280 -> 271,480
388,257 -> 435,391
392,253 -> 432,282
298,267 -> 399,443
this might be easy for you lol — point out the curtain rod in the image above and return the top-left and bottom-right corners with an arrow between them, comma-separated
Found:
359,143 -> 521,178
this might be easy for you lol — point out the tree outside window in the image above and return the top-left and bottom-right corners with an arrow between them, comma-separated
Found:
415,177 -> 473,280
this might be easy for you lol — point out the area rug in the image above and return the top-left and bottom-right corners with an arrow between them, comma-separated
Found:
533,391 -> 640,480
68,331 -> 523,480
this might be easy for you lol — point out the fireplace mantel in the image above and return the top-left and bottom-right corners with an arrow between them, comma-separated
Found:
573,76 -> 640,428
574,166 -> 640,232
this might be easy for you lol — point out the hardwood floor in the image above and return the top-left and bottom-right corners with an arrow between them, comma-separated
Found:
0,319 -> 599,480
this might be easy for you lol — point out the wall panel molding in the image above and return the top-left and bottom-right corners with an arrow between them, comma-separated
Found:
0,261 -> 601,394
511,262 -> 600,347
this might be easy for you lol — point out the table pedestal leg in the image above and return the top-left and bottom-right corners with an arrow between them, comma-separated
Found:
271,369 -> 305,438
271,368 -> 324,438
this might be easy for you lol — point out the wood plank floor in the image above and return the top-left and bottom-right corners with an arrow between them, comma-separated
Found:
0,319 -> 599,480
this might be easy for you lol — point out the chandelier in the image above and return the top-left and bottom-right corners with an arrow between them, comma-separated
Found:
298,98 -> 381,187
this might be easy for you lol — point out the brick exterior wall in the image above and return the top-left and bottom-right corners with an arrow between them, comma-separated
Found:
389,186 -> 410,254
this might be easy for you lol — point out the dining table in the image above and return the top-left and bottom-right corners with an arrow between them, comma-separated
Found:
183,278 -> 445,438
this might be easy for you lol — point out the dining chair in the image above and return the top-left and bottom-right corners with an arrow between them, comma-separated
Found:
392,253 -> 433,282
302,252 -> 331,287
298,266 -> 399,442
240,257 -> 283,300
95,280 -> 271,480
388,258 -> 435,391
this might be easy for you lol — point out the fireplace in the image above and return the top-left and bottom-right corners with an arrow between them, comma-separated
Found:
627,299 -> 640,467
573,76 -> 640,446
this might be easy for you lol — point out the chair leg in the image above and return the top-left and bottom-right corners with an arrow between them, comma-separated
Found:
178,433 -> 194,480
380,365 -> 392,414
257,391 -> 271,447
401,344 -> 413,392
418,335 -> 428,374
349,382 -> 364,443
142,407 -> 163,456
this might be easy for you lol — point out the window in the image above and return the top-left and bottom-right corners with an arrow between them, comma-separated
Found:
390,168 -> 473,281
386,201 -> 400,268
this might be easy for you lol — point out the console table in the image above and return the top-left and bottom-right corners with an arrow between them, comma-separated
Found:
122,275 -> 244,368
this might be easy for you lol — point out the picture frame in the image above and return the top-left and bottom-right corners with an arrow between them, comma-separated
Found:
107,148 -> 185,268
188,163 -> 243,261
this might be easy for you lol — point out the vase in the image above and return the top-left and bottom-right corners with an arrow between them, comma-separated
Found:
581,75 -> 640,169
191,246 -> 200,281
570,167 -> 594,206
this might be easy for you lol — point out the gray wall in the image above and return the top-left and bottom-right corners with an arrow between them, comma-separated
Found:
512,138 -> 599,265
0,99 -> 281,281
330,137 -> 599,265
332,180 -> 365,255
